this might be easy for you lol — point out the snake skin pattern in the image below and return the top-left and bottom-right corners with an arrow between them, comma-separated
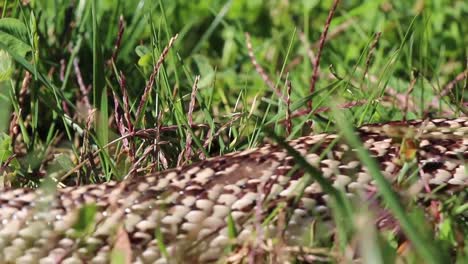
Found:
0,117 -> 467,263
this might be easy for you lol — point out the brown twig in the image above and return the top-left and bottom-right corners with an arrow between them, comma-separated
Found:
284,19 -> 353,73
198,115 -> 242,160
120,72 -> 135,160
109,15 -> 125,65
362,32 -> 381,82
18,71 -> 32,106
119,73 -> 133,134
365,71 -> 420,114
286,80 -> 292,135
73,58 -> 91,109
403,74 -> 417,120
441,69 -> 467,95
133,124 -> 210,139
127,144 -> 155,178
59,59 -> 66,81
424,68 -> 467,117
135,34 -> 178,123
281,99 -> 368,123
8,112 -> 19,144
152,107 -> 166,172
112,89 -> 127,148
0,154 -> 16,176
80,109 -> 98,184
308,0 -> 340,112
312,18 -> 354,50
245,32 -> 286,102
182,75 -> 200,164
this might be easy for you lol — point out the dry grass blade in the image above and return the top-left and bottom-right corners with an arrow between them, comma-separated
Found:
182,75 -> 200,164
362,32 -> 381,82
73,58 -> 91,109
425,68 -> 467,116
135,34 -> 179,123
245,32 -> 286,102
403,74 -> 417,120
286,79 -> 292,135
308,0 -> 340,112
109,15 -> 125,65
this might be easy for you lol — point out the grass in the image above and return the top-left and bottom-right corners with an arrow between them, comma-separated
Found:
0,0 -> 467,263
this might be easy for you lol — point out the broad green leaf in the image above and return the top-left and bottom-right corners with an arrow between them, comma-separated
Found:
45,153 -> 76,181
135,45 -> 150,57
193,54 -> 214,88
110,227 -> 132,264
0,49 -> 13,81
0,133 -> 19,177
137,52 -> 153,68
0,18 -> 32,58
0,133 -> 13,163
72,203 -> 98,234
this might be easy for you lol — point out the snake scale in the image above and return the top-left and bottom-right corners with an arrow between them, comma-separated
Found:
0,117 -> 467,263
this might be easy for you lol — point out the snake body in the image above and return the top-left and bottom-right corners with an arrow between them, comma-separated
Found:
0,117 -> 467,263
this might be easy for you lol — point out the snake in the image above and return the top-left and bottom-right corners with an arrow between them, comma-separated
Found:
0,117 -> 467,263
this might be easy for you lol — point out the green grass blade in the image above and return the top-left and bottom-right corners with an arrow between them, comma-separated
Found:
332,109 -> 445,264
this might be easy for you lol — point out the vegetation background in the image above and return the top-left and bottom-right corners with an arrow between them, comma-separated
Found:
0,0 -> 466,262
